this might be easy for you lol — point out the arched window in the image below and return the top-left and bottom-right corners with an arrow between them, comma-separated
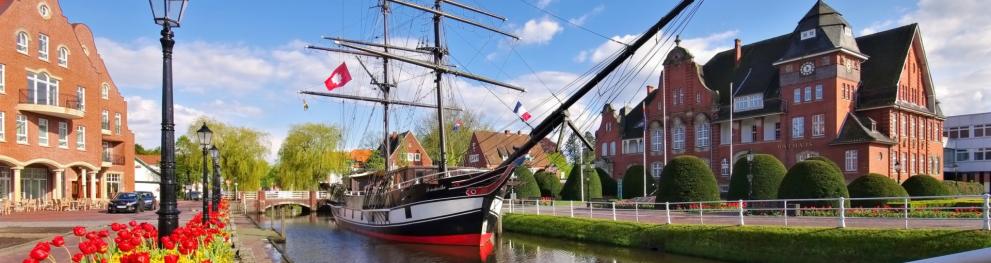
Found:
720,158 -> 729,176
672,119 -> 685,150
27,72 -> 59,106
16,31 -> 29,53
695,115 -> 710,148
101,83 -> 110,99
57,46 -> 69,67
651,125 -> 664,152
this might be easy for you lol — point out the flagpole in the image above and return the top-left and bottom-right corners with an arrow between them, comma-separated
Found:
661,72 -> 668,168
729,82 -> 734,183
642,99 -> 647,197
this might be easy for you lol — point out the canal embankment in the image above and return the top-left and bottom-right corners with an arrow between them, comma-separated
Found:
233,213 -> 284,263
502,213 -> 991,263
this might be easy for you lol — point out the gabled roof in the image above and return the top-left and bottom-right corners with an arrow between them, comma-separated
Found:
136,154 -> 160,166
778,0 -> 863,63
135,156 -> 161,175
350,149 -> 373,163
473,131 -> 552,168
855,23 -> 918,109
832,112 -> 896,145
378,131 -> 412,156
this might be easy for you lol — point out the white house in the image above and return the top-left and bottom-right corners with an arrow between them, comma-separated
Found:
943,112 -> 991,193
135,155 -> 161,200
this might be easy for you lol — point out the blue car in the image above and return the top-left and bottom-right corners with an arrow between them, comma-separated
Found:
107,192 -> 144,213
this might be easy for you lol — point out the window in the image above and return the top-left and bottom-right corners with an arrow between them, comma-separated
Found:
16,114 -> 28,144
16,31 -> 29,53
651,128 -> 663,152
774,122 -> 781,140
793,88 -> 801,104
792,117 -> 805,138
610,142 -> 616,156
38,34 -> 49,61
797,151 -> 819,161
114,113 -> 121,134
0,63 -> 5,93
26,72 -> 60,106
601,143 -> 607,157
720,159 -> 729,176
106,174 -> 121,198
76,87 -> 85,111
406,152 -> 421,162
622,138 -> 644,154
845,150 -> 858,172
975,148 -> 991,161
800,29 -> 816,40
58,122 -> 67,148
101,84 -> 109,100
890,113 -> 897,138
695,118 -> 710,148
910,117 -> 916,139
57,46 -> 68,67
956,149 -> 969,162
468,154 -> 479,163
101,110 -> 109,130
803,86 -> 812,102
733,94 -> 764,112
974,124 -> 991,138
814,84 -> 823,100
76,126 -> 85,150
672,122 -> 685,150
651,162 -> 663,178
21,168 -> 49,200
812,114 -> 825,137
910,154 -> 916,175
900,115 -> 907,138
38,118 -> 48,146
0,112 -> 4,141
742,121 -> 754,143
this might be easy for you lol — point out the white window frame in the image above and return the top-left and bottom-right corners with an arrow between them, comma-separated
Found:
601,143 -> 607,157
16,31 -> 29,54
793,88 -> 801,104
792,117 -> 805,139
800,29 -> 816,40
610,142 -> 616,156
812,114 -> 825,137
76,86 -> 85,111
58,121 -> 67,148
672,125 -> 685,150
844,150 -> 858,172
804,86 -> 812,102
38,33 -> 49,61
114,113 -> 121,134
815,84 -> 823,100
27,72 -> 60,106
101,110 -> 110,131
76,126 -> 86,150
720,159 -> 729,176
0,63 -> 5,93
651,162 -> 663,178
696,120 -> 710,148
101,84 -> 109,100
57,46 -> 68,67
651,128 -> 663,152
0,112 -> 5,142
38,118 -> 48,146
16,114 -> 28,144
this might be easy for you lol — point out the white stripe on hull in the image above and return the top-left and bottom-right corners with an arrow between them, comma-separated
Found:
332,196 -> 486,227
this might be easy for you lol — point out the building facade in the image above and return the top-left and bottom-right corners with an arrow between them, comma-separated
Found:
463,130 -> 558,172
595,1 -> 944,192
0,0 -> 135,202
134,154 -> 160,201
943,112 -> 991,193
379,131 -> 432,168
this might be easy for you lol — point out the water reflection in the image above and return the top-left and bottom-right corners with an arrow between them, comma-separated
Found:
254,214 -> 720,263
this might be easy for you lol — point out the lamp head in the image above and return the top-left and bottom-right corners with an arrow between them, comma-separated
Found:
148,0 -> 189,27
196,123 -> 212,146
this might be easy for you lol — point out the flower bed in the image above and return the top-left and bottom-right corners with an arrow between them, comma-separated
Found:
21,200 -> 235,263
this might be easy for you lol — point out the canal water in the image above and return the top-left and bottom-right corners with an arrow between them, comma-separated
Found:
254,213 -> 720,263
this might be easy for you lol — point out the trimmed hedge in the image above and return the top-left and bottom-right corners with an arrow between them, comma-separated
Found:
504,214 -> 991,263
805,156 -> 840,171
727,154 -> 786,200
656,156 -> 720,202
534,170 -> 563,199
513,167 -> 541,199
778,160 -> 849,206
847,173 -> 908,207
596,168 -> 618,197
621,165 -> 655,199
902,175 -> 951,197
943,180 -> 985,195
560,164 -> 602,200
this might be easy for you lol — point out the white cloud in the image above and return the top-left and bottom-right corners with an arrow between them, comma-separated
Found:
568,5 -> 605,26
579,30 -> 737,65
514,16 -> 564,45
126,96 -> 207,147
535,0 -> 554,9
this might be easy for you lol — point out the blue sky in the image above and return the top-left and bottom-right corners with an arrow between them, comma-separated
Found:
57,0 -> 991,159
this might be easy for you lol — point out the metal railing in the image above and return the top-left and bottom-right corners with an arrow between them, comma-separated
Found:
18,89 -> 81,110
101,153 -> 124,165
504,194 -> 991,230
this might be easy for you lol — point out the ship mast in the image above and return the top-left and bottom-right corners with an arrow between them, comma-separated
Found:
382,0 -> 393,172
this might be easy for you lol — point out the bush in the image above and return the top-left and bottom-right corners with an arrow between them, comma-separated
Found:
596,168 -> 618,197
902,174 -> 951,197
727,154 -> 786,200
847,173 -> 908,207
943,180 -> 985,195
560,164 -> 603,200
534,170 -> 563,199
504,214 -> 991,263
656,156 -> 720,202
805,156 -> 840,171
513,167 -> 541,199
777,160 -> 849,206
621,165 -> 656,198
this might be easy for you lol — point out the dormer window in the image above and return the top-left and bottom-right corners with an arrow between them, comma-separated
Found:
733,94 -> 764,112
800,29 -> 816,40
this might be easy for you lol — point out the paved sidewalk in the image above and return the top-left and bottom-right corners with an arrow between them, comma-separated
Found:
233,214 -> 281,263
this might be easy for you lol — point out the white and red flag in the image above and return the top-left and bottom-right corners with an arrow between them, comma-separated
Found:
513,100 -> 532,122
324,62 -> 352,91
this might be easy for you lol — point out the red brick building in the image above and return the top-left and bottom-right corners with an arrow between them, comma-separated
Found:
0,0 -> 135,202
595,1 -> 944,193
379,131 -> 432,168
462,130 -> 558,171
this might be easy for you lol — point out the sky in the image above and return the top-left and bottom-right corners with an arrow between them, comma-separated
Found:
56,0 -> 991,160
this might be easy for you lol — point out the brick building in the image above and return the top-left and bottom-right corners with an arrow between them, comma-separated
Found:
1,0 -> 135,202
595,1 -> 944,193
463,130 -> 558,172
379,131 -> 432,168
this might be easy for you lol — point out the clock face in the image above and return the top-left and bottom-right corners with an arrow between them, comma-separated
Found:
800,62 -> 815,76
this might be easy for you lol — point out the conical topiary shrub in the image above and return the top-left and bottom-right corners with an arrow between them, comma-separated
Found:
560,164 -> 602,200
621,165 -> 656,198
655,156 -> 720,202
533,170 -> 563,199
513,167 -> 540,199
727,154 -> 787,200
778,160 -> 849,207
596,168 -> 617,197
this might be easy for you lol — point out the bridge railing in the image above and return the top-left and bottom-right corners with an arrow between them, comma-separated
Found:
242,192 -> 258,200
236,191 -> 331,201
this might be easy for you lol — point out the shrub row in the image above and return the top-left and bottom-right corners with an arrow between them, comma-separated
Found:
503,214 -> 991,263
943,180 -> 986,195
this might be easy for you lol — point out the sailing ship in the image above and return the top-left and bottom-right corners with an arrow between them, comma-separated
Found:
302,0 -> 697,246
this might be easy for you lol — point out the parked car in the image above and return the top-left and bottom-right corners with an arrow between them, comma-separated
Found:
135,191 -> 157,210
107,192 -> 144,213
186,191 -> 202,201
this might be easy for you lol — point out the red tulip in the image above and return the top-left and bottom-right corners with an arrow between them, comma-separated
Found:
128,220 -> 138,227
50,236 -> 65,247
118,243 -> 133,252
164,254 -> 180,263
72,226 -> 86,236
98,230 -> 109,238
111,223 -> 124,231
85,232 -> 98,240
34,242 -> 50,252
71,253 -> 84,263
164,240 -> 177,250
29,247 -> 49,260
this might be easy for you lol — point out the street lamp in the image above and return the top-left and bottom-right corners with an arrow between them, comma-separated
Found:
209,145 -> 221,212
197,123 -> 212,224
894,160 -> 902,183
746,150 -> 754,200
234,182 -> 239,201
149,0 -> 189,244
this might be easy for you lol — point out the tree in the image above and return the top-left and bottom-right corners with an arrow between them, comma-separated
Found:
533,170 -> 562,199
135,144 -> 161,155
563,131 -> 596,164
545,152 -> 571,177
777,160 -> 849,206
416,109 -> 488,167
275,123 -> 350,190
596,168 -> 617,197
901,174 -> 951,197
621,165 -> 656,198
656,156 -> 720,202
513,167 -> 540,199
560,164 -> 602,200
847,173 -> 908,207
727,154 -> 787,200
185,117 -> 270,192
365,149 -> 386,172
174,135 -> 198,195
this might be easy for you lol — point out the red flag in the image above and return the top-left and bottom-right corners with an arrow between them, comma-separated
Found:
324,62 -> 352,91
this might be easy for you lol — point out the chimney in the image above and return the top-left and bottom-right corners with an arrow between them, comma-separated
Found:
504,130 -> 511,135
646,85 -> 656,94
734,38 -> 742,67
517,130 -> 522,135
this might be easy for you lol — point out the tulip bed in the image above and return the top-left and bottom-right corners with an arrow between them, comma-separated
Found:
22,200 -> 235,263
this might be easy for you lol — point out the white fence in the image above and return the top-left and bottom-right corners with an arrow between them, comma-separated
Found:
504,194 -> 991,230
236,191 -> 329,200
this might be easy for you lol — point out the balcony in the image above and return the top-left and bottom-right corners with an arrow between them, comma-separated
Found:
17,90 -> 84,119
102,152 -> 125,167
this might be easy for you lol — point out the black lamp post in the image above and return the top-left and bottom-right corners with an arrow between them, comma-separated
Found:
210,145 -> 221,212
894,160 -> 902,183
149,0 -> 189,243
197,123 -> 212,224
746,150 -> 754,200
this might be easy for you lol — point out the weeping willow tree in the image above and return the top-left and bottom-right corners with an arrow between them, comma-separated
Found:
417,109 -> 488,167
275,123 -> 350,190
183,117 -> 270,192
